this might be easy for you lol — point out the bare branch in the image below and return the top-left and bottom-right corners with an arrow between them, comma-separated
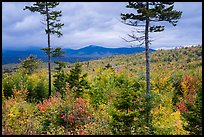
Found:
132,28 -> 145,34
120,36 -> 145,46
127,34 -> 145,42
40,18 -> 46,25
131,41 -> 145,47
148,37 -> 159,45
120,36 -> 137,43
136,30 -> 145,33
40,21 -> 46,25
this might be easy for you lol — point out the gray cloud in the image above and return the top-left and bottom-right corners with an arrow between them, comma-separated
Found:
2,2 -> 202,50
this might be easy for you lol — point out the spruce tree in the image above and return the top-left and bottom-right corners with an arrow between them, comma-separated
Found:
110,76 -> 142,135
52,47 -> 67,98
67,63 -> 90,98
24,2 -> 64,97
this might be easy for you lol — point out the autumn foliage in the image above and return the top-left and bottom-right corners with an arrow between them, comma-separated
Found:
2,45 -> 202,135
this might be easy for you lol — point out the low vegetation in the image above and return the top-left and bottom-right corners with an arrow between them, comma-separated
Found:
2,45 -> 202,135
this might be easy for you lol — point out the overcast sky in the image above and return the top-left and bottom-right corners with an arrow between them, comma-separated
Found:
2,2 -> 202,50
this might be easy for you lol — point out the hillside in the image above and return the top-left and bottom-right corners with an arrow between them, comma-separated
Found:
80,45 -> 202,77
2,45 -> 202,135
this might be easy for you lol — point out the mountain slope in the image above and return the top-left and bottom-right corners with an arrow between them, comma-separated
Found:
81,45 -> 202,79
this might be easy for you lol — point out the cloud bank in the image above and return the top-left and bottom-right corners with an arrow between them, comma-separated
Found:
2,2 -> 202,50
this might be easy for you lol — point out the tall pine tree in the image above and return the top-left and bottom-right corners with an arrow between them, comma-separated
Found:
24,2 -> 64,97
121,1 -> 182,96
121,2 -> 182,130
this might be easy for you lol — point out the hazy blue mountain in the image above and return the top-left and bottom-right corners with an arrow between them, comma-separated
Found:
2,45 -> 156,65
64,45 -> 156,57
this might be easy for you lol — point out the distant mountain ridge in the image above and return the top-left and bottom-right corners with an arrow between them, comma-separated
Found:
69,45 -> 155,57
2,45 -> 156,65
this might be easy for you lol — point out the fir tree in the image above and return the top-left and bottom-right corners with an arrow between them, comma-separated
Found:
110,76 -> 143,135
67,63 -> 90,98
52,47 -> 67,98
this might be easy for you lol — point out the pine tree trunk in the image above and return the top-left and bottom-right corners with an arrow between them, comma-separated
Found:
145,2 -> 150,96
46,2 -> 52,97
145,1 -> 151,128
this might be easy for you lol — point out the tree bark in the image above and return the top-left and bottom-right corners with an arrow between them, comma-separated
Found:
46,2 -> 52,96
145,2 -> 151,128
145,2 -> 150,95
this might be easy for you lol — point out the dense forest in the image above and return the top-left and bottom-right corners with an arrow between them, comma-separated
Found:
2,45 -> 202,135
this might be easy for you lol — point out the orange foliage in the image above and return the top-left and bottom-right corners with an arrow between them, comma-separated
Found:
60,97 -> 93,129
37,95 -> 60,112
176,101 -> 188,114
181,74 -> 198,104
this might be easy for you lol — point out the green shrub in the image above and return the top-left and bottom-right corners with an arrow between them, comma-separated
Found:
27,72 -> 49,102
2,70 -> 29,98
